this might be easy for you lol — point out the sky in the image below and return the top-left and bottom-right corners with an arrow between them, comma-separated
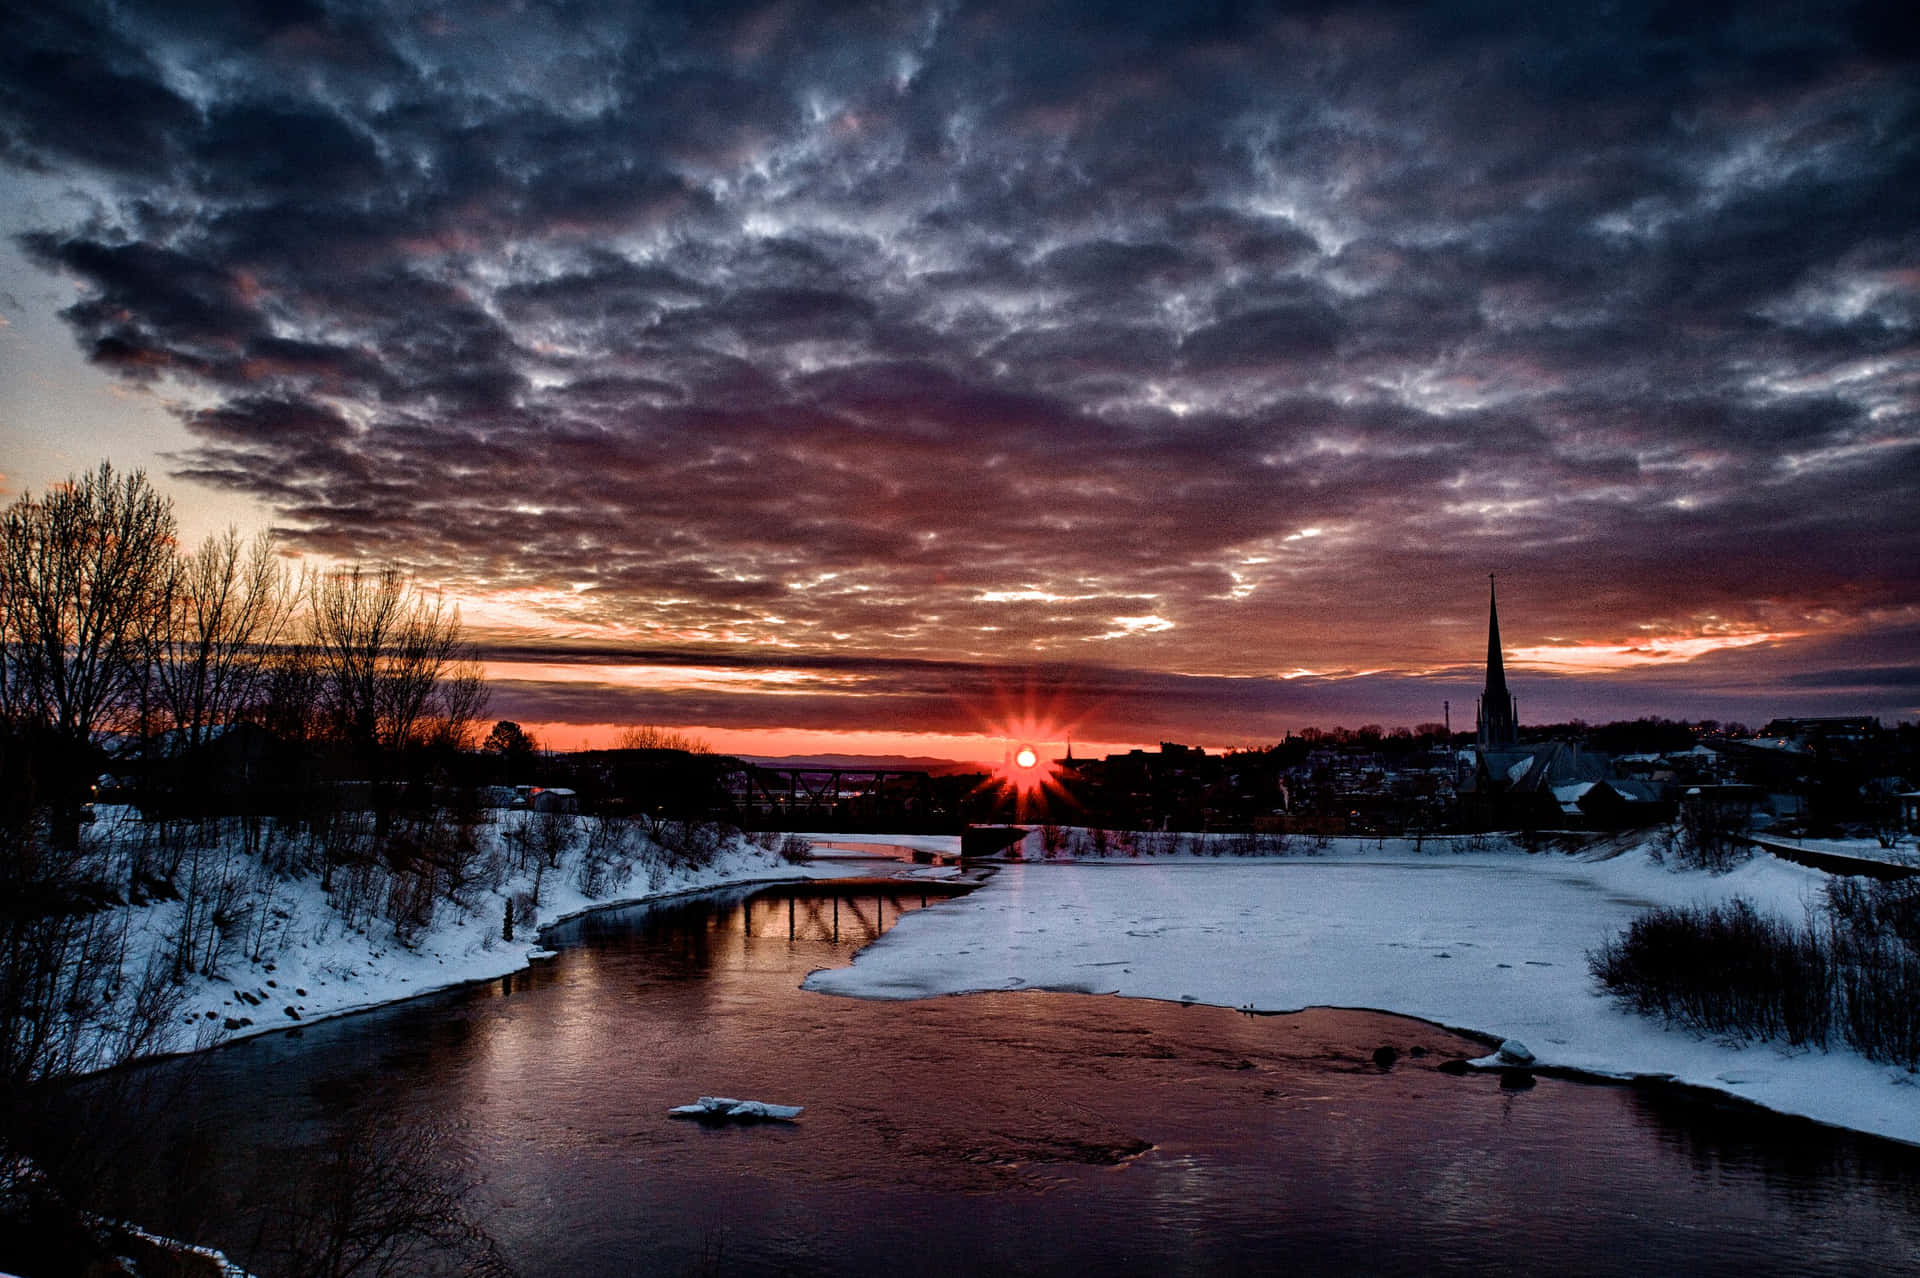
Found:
1,0 -> 1917,762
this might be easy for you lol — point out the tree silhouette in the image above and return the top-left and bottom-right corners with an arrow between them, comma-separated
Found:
484,720 -> 536,765
0,463 -> 176,846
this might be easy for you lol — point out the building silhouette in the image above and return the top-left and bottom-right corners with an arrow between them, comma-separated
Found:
1476,575 -> 1519,748
1459,578 -> 1668,831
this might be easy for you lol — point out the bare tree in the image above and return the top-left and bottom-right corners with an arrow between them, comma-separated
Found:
306,566 -> 464,762
0,463 -> 176,845
256,638 -> 324,749
616,724 -> 709,753
422,658 -> 490,756
152,528 -> 297,755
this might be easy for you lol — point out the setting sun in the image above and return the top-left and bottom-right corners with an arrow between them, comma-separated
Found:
1015,745 -> 1038,769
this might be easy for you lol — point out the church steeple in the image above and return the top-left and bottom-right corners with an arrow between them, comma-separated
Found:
1477,575 -> 1519,748
1485,574 -> 1509,699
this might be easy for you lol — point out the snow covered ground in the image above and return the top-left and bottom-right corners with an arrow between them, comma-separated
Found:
1749,832 -> 1918,868
80,809 -> 864,1062
803,832 -> 1920,1148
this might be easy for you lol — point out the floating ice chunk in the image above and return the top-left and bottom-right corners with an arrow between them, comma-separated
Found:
669,1096 -> 803,1122
669,1095 -> 742,1115
526,949 -> 559,961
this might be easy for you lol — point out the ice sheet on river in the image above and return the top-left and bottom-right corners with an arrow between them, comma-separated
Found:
801,836 -> 1919,1148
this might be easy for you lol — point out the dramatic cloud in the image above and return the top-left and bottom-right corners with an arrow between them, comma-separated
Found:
3,0 -> 1917,744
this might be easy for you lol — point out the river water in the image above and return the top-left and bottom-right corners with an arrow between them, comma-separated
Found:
95,856 -> 1920,1277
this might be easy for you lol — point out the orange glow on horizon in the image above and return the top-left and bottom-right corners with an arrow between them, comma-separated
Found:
510,721 -> 1165,765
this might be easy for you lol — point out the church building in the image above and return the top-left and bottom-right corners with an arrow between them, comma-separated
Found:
1458,578 -> 1658,831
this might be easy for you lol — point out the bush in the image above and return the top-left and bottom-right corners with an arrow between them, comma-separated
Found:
1827,878 -> 1920,1068
1834,936 -> 1920,1068
1669,804 -> 1751,872
1828,877 -> 1920,953
1256,830 -> 1291,856
657,818 -> 724,869
577,814 -> 637,897
1593,886 -> 1920,1069
1589,899 -> 1830,1048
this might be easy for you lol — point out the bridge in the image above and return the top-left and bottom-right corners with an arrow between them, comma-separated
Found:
740,877 -> 975,944
726,766 -> 938,830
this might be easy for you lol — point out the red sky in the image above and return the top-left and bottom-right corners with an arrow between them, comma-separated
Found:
3,0 -> 1916,760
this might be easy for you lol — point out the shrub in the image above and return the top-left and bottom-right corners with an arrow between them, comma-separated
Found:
1827,878 -> 1920,1068
1669,803 -> 1751,872
1589,899 -> 1830,1048
577,814 -> 637,897
658,818 -> 724,869
1593,886 -> 1920,1069
1834,935 -> 1920,1068
1828,878 -> 1920,954
1255,830 -> 1291,856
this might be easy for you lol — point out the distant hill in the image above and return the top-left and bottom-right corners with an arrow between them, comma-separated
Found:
733,753 -> 989,776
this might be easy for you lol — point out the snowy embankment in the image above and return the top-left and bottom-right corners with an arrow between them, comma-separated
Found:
84,809 -> 850,1063
1749,833 -> 1918,870
803,832 -> 1920,1147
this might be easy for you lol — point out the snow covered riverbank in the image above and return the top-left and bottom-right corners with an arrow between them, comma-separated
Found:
803,833 -> 1920,1148
81,816 -> 1920,1147
84,810 -> 863,1064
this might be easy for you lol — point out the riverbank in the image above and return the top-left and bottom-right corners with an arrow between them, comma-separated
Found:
72,818 -> 1920,1146
802,832 -> 1920,1148
31,829 -> 1920,1278
81,811 -> 879,1064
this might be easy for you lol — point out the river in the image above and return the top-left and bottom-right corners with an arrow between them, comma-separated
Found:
84,850 -> 1920,1276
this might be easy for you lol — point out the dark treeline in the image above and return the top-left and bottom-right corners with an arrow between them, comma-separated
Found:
2,464 -> 489,843
1278,716 -> 1742,754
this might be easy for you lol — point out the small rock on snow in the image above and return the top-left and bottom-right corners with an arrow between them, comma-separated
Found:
1494,1039 -> 1535,1066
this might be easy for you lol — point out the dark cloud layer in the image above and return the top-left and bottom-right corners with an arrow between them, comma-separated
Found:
5,0 -> 1918,737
